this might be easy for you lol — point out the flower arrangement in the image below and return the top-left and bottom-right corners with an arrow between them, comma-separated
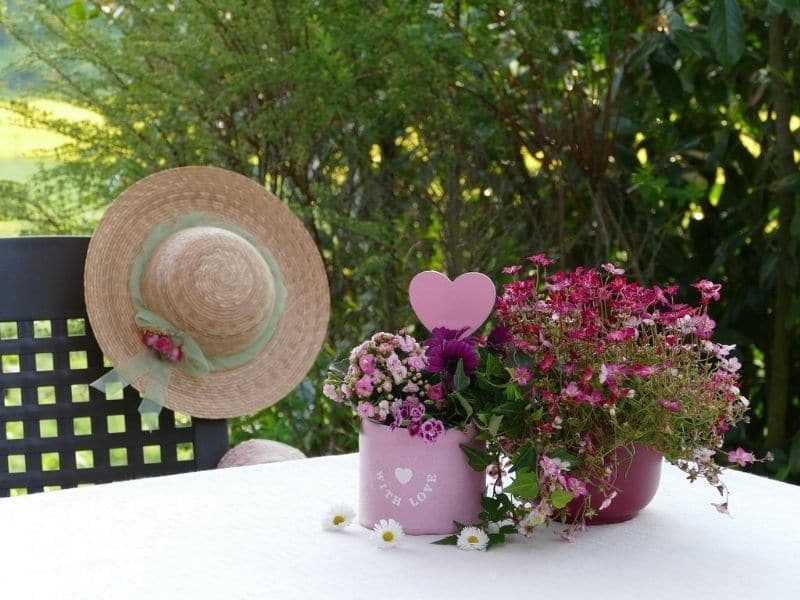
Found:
448,253 -> 767,544
323,330 -> 479,443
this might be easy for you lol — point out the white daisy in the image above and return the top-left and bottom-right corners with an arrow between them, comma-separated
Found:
322,504 -> 356,531
372,518 -> 404,549
456,527 -> 489,551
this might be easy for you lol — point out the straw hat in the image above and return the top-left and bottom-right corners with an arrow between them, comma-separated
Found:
84,166 -> 330,418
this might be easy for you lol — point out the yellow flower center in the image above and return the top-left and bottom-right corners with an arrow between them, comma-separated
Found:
382,531 -> 395,542
467,535 -> 479,544
333,515 -> 345,525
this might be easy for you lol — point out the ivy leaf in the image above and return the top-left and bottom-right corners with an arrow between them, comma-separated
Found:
460,444 -> 492,472
551,488 -> 574,509
511,442 -> 538,472
453,390 -> 473,419
709,0 -> 745,69
455,359 -> 469,391
432,534 -> 458,545
504,469 -> 540,499
487,414 -> 503,436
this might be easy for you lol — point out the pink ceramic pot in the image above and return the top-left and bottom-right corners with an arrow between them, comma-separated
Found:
359,419 -> 486,535
569,443 -> 663,525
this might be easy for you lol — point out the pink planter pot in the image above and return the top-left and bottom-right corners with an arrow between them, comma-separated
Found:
359,419 -> 486,535
569,443 -> 663,525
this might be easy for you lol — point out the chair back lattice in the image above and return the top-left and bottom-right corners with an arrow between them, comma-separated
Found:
0,236 -> 229,497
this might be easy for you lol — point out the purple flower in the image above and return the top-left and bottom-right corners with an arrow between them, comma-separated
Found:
425,328 -> 479,387
420,419 -> 445,444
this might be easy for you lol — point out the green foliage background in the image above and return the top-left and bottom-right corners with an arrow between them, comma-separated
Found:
1,0 -> 798,481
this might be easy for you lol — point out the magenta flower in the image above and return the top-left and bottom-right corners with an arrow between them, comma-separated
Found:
526,253 -> 555,266
357,401 -> 375,418
421,418 -> 445,444
727,447 -> 755,467
606,327 -> 636,342
425,328 -> 480,387
502,265 -> 522,274
601,262 -> 625,275
659,399 -> 681,412
692,279 -> 722,304
355,375 -> 374,398
512,367 -> 532,385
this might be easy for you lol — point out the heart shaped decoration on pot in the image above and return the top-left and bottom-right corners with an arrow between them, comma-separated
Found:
408,271 -> 495,337
394,467 -> 413,485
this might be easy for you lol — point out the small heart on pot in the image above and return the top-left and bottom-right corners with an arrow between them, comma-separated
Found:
394,467 -> 413,485
408,271 -> 496,337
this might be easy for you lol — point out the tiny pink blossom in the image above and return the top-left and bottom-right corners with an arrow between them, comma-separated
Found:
355,376 -> 374,398
142,331 -> 160,348
502,265 -> 522,274
606,327 -> 636,342
527,253 -> 555,266
659,399 -> 681,412
357,401 -> 375,418
407,355 -> 426,371
323,383 -> 343,403
711,501 -> 730,515
630,364 -> 656,378
397,334 -> 416,352
601,262 -> 625,275
692,279 -> 722,304
727,447 -> 755,467
426,382 -> 444,401
562,381 -> 580,398
358,354 -> 376,375
512,367 -> 532,385
154,336 -> 174,355
167,346 -> 183,362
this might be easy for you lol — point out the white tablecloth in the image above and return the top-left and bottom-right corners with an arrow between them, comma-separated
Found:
0,453 -> 798,599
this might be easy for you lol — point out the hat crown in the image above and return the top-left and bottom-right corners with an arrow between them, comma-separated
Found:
140,226 -> 273,357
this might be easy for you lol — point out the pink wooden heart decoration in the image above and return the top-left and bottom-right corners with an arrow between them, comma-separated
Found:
408,271 -> 496,337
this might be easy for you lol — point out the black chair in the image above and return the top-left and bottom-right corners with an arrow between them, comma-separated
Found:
0,236 -> 229,497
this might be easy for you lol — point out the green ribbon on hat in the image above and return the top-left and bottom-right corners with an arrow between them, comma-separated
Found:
90,212 -> 287,425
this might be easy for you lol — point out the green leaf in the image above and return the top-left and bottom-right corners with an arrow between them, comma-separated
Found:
672,29 -> 710,58
453,390 -> 473,419
709,0 -> 745,69
504,384 -> 521,402
432,534 -> 458,545
460,444 -> 492,471
649,58 -> 684,107
511,442 -> 538,472
504,469 -> 540,499
487,414 -> 503,436
66,1 -> 86,21
455,359 -> 469,391
768,0 -> 800,22
551,488 -> 574,509
485,353 -> 506,378
487,532 -> 505,549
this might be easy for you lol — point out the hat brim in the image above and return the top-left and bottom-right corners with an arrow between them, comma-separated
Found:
84,166 -> 330,418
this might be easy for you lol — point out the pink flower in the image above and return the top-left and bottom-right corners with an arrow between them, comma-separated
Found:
601,262 -> 625,275
727,447 -> 755,467
659,399 -> 681,412
426,382 -> 444,401
407,355 -> 426,371
527,253 -> 555,266
692,279 -> 722,304
323,383 -> 343,403
512,367 -> 532,385
562,381 -> 580,398
537,353 -> 555,373
355,376 -> 374,398
421,418 -> 445,444
377,400 -> 390,420
357,401 -> 375,418
606,327 -> 636,342
142,331 -> 160,348
358,354 -> 376,375
567,477 -> 588,497
630,364 -> 655,378
154,335 -> 174,355
167,346 -> 183,362
397,334 -> 416,352
502,265 -> 522,274
711,501 -> 730,515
